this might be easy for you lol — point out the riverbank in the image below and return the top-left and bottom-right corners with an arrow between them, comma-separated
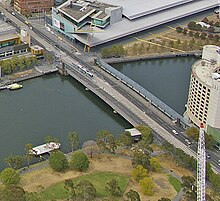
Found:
102,50 -> 202,64
0,63 -> 58,86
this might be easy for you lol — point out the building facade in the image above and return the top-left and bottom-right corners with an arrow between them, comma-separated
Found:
185,45 -> 220,143
14,0 -> 54,14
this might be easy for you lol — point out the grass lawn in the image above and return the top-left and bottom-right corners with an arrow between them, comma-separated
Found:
41,171 -> 130,200
168,175 -> 182,193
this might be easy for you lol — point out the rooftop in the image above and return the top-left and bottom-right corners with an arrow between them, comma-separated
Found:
98,0 -> 195,20
0,34 -> 20,42
192,60 -> 220,86
125,128 -> 142,137
73,0 -> 219,47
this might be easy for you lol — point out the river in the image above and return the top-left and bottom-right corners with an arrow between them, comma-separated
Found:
112,57 -> 197,115
0,56 -> 197,170
0,74 -> 130,170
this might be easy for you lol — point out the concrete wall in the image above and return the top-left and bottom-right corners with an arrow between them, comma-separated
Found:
105,6 -> 122,25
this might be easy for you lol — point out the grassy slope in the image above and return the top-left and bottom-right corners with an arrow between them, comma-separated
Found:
41,171 -> 130,200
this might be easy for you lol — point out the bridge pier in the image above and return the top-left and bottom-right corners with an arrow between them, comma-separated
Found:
58,62 -> 68,76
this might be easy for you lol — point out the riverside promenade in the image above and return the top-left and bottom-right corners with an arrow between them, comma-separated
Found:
0,64 -> 58,86
102,51 -> 202,64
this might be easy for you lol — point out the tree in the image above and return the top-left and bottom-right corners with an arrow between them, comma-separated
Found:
136,125 -> 153,144
139,177 -> 155,196
25,192 -> 43,201
44,135 -> 60,145
205,133 -> 215,149
200,32 -> 207,40
76,180 -> 96,201
82,140 -> 98,158
132,150 -> 151,170
64,179 -> 76,201
132,165 -> 148,182
49,150 -> 68,172
1,185 -> 25,201
68,131 -> 80,152
186,127 -> 199,140
105,179 -> 122,197
4,155 -> 24,170
69,151 -> 90,172
202,17 -> 209,23
214,34 -> 219,42
117,131 -> 132,147
24,143 -> 34,168
125,189 -> 141,201
96,130 -> 116,153
181,175 -> 195,191
176,27 -> 183,33
0,168 -> 20,185
150,157 -> 161,172
158,198 -> 171,201
209,173 -> 220,191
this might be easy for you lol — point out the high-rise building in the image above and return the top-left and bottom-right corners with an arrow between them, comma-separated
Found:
185,45 -> 220,143
14,0 -> 54,14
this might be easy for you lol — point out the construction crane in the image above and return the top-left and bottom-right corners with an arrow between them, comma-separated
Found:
197,123 -> 206,201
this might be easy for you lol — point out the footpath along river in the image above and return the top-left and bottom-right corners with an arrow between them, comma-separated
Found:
0,56 -> 197,170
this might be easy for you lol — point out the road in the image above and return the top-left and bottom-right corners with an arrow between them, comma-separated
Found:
0,5 -> 219,173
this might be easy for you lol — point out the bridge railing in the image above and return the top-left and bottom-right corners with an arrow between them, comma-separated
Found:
95,58 -> 190,127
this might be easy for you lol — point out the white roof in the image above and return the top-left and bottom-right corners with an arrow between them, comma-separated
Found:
125,128 -> 142,137
98,0 -> 195,20
74,0 -> 219,46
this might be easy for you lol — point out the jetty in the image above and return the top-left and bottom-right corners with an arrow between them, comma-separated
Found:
29,142 -> 61,156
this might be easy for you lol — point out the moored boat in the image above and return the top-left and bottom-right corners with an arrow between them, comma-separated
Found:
7,83 -> 23,90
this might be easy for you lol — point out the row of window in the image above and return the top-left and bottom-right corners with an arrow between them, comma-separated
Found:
0,49 -> 27,58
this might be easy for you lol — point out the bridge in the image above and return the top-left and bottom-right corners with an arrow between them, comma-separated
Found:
95,58 -> 190,128
60,56 -> 196,159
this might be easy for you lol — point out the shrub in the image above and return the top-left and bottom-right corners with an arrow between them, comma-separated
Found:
69,151 -> 90,172
0,168 -> 20,185
49,151 -> 69,172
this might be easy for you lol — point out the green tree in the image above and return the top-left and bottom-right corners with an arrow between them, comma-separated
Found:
117,131 -> 132,147
158,198 -> 171,201
44,135 -> 60,144
69,151 -> 90,172
132,150 -> 151,170
25,192 -> 43,201
186,127 -> 199,140
105,179 -> 122,197
1,185 -> 25,201
49,150 -> 68,172
150,157 -> 161,172
24,143 -> 34,168
139,177 -> 155,196
4,154 -> 24,170
0,168 -> 20,185
64,179 -> 76,201
132,165 -> 148,182
181,175 -> 195,191
176,27 -> 183,33
76,180 -> 96,201
209,173 -> 220,191
68,131 -> 80,152
125,189 -> 141,201
96,130 -> 116,153
136,125 -> 153,144
205,133 -> 215,149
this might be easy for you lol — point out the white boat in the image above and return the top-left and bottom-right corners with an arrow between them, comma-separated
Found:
29,142 -> 61,156
7,83 -> 23,90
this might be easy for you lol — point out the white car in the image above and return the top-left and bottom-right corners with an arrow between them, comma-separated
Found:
172,129 -> 178,135
11,12 -> 15,16
185,139 -> 191,145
